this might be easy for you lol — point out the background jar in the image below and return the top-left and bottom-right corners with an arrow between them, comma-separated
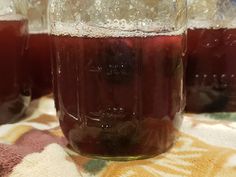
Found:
186,0 -> 236,113
0,0 -> 30,124
15,0 -> 52,99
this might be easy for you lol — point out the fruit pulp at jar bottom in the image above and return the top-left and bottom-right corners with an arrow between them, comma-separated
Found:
52,34 -> 185,158
186,28 -> 236,113
0,20 -> 30,124
27,33 -> 52,99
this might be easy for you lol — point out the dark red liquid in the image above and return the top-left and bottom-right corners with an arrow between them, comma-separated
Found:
0,19 -> 30,124
26,33 -> 52,99
186,28 -> 236,113
52,34 -> 185,157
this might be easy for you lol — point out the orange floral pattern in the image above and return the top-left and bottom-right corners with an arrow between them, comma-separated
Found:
0,97 -> 235,177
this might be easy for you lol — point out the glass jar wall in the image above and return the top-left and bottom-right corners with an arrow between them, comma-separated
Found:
15,0 -> 52,99
186,0 -> 236,113
0,0 -> 30,124
49,0 -> 187,160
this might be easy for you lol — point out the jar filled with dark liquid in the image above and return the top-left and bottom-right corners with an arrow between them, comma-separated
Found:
0,1 -> 30,124
49,0 -> 186,160
21,0 -> 52,99
186,0 -> 236,113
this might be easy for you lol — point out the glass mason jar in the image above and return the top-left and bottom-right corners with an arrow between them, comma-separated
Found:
49,0 -> 187,160
15,0 -> 52,99
0,0 -> 30,124
186,0 -> 236,113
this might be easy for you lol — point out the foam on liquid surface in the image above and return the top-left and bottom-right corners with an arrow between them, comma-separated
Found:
0,14 -> 26,21
51,22 -> 186,38
188,19 -> 236,30
30,30 -> 48,34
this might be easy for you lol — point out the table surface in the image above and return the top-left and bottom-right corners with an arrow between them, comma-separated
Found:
0,96 -> 236,177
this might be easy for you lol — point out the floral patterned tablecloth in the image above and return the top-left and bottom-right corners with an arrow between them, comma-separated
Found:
0,96 -> 236,177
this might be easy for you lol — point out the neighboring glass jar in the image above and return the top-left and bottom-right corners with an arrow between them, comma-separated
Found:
0,0 -> 30,124
186,0 -> 236,113
49,0 -> 186,160
15,0 -> 52,99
